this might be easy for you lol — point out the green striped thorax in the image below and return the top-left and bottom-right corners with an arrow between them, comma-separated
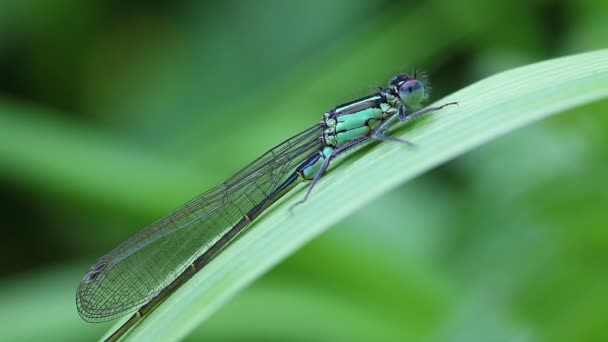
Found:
321,73 -> 429,147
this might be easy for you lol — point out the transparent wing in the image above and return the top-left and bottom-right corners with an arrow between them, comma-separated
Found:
76,124 -> 323,322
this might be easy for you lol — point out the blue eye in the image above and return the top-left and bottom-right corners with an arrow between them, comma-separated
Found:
389,74 -> 412,87
399,80 -> 423,95
398,80 -> 426,108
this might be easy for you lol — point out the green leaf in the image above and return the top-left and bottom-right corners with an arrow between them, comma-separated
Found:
113,49 -> 608,341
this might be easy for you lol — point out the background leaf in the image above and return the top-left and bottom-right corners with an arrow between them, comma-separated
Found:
1,2 -> 608,341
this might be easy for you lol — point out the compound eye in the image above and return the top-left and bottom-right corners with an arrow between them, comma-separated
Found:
398,80 -> 426,108
389,74 -> 411,87
399,79 -> 422,94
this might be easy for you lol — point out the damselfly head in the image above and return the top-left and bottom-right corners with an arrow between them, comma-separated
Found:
390,73 -> 428,110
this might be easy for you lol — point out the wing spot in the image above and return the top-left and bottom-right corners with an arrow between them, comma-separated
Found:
83,260 -> 109,283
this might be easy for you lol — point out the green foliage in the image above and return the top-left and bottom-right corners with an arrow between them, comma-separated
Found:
1,1 -> 608,342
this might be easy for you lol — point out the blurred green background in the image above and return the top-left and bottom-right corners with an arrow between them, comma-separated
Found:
1,0 -> 607,341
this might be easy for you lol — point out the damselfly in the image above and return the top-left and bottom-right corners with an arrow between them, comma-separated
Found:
77,72 -> 456,341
